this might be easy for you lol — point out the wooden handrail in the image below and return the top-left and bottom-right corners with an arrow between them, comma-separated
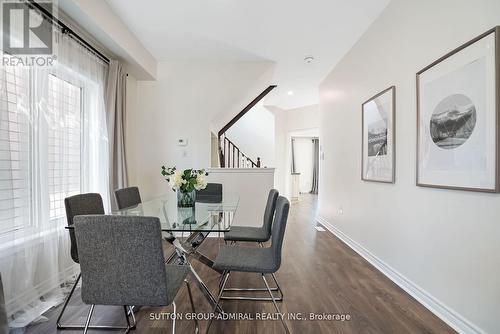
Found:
218,85 -> 277,138
218,85 -> 276,168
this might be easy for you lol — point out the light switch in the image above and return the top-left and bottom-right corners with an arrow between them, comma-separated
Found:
178,138 -> 188,146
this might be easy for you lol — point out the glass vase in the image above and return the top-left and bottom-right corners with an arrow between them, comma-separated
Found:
177,189 -> 196,208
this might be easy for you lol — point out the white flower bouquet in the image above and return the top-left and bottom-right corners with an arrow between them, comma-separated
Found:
161,166 -> 208,207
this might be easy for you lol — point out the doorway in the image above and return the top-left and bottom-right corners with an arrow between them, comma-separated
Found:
288,128 -> 320,202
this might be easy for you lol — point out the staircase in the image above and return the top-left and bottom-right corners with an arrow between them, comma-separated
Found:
219,135 -> 261,168
218,85 -> 276,168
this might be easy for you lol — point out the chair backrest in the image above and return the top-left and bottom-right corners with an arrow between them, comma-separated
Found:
270,196 -> 290,272
114,186 -> 142,210
74,215 -> 170,306
262,189 -> 279,237
196,183 -> 222,203
64,193 -> 105,263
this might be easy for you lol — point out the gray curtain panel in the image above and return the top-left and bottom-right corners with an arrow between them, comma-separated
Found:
106,60 -> 128,209
310,138 -> 319,194
291,138 -> 296,174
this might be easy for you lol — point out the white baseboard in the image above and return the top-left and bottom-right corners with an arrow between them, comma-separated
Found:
316,216 -> 484,334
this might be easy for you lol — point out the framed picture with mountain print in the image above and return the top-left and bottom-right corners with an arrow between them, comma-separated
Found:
362,86 -> 395,183
417,26 -> 500,192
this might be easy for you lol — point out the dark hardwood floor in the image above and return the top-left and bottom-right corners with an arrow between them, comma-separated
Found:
25,195 -> 454,334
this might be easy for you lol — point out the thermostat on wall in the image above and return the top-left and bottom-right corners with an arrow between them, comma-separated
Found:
178,138 -> 188,146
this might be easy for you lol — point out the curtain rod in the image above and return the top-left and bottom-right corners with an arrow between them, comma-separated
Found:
26,0 -> 111,64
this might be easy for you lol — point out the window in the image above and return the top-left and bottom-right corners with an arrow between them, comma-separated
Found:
47,75 -> 82,222
0,62 -> 30,234
0,61 -> 84,232
0,21 -> 109,326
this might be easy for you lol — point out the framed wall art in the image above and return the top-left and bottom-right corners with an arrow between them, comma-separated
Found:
416,27 -> 499,192
362,86 -> 396,183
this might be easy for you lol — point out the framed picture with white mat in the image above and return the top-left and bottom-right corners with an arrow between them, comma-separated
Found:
416,26 -> 500,192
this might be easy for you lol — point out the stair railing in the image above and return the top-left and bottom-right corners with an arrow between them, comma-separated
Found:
217,85 -> 276,168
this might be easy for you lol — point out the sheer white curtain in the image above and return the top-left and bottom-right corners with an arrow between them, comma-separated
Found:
0,27 -> 109,328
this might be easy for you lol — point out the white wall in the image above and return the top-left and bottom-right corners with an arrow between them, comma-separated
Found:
273,104 -> 319,197
225,103 -> 275,167
210,64 -> 275,134
207,168 -> 275,227
318,1 -> 500,333
59,0 -> 157,79
126,61 -> 274,200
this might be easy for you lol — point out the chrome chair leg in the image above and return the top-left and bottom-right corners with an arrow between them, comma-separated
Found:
57,273 -> 133,331
271,272 -> 284,297
124,306 -> 130,327
83,304 -> 95,334
185,280 -> 199,334
83,304 -> 136,334
127,306 -> 137,329
172,301 -> 177,334
262,274 -> 290,334
221,243 -> 282,300
206,272 -> 230,334
56,273 -> 81,329
122,306 -> 135,333
221,272 -> 283,301
217,270 -> 228,295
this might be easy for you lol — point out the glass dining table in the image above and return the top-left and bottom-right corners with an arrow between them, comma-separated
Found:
114,192 -> 239,312
65,192 -> 238,312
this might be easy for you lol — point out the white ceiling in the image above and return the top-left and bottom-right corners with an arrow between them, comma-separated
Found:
105,0 -> 389,109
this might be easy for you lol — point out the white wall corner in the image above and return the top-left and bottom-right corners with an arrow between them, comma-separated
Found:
315,216 -> 486,334
59,0 -> 157,80
210,61 -> 276,134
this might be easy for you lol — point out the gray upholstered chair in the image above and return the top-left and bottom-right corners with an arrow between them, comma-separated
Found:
208,196 -> 290,334
195,183 -> 223,241
224,189 -> 279,243
196,183 -> 222,203
115,186 -> 176,244
222,189 -> 281,301
74,215 -> 198,334
114,186 -> 142,209
57,193 -> 105,330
